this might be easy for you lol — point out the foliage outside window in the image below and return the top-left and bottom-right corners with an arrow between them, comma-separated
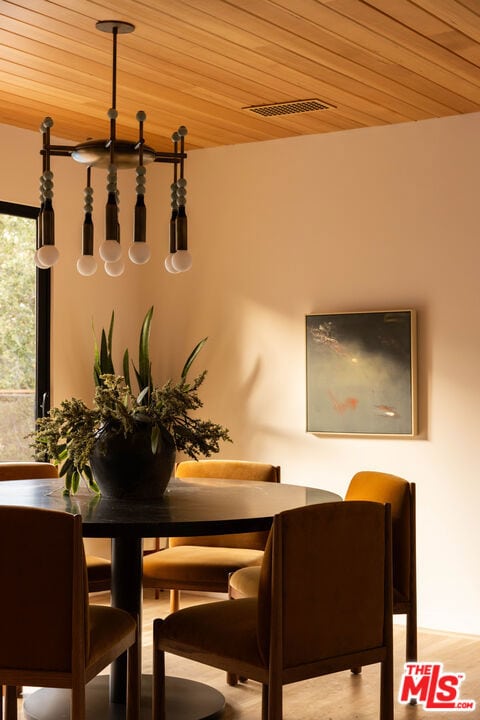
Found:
0,212 -> 37,460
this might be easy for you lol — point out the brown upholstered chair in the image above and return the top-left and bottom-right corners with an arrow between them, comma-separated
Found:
0,506 -> 139,720
142,459 -> 280,613
345,471 -> 417,665
153,501 -> 394,720
229,470 -> 417,665
0,462 -> 111,593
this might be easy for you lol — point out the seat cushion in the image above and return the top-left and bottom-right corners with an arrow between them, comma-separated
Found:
229,565 -> 261,598
143,546 -> 264,591
157,598 -> 264,668
87,605 -> 136,670
86,555 -> 111,582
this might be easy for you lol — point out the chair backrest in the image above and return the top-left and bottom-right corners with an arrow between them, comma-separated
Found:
0,461 -> 59,480
345,471 -> 414,601
171,460 -> 280,549
256,501 -> 391,670
0,506 -> 87,675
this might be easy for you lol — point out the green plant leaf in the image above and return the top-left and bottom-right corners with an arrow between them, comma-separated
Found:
181,337 -> 207,380
59,457 -> 73,477
100,330 -> 115,375
123,349 -> 131,390
84,465 -> 100,494
107,310 -> 114,357
94,312 -> 116,385
133,306 -> 153,395
138,306 -> 153,389
93,318 -> 101,385
64,469 -> 73,493
137,386 -> 149,405
71,470 -> 80,494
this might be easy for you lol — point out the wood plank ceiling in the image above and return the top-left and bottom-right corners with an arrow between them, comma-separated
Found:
0,0 -> 479,152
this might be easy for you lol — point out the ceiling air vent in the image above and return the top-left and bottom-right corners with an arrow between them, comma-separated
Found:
244,98 -> 334,117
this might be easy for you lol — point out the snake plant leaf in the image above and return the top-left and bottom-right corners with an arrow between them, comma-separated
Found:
93,312 -> 115,385
123,349 -> 131,391
100,329 -> 115,375
92,317 -> 101,382
181,337 -> 208,380
107,310 -> 114,356
133,306 -> 153,393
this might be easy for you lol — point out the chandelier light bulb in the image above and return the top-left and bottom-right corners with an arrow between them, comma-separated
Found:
36,244 -> 59,268
34,249 -> 50,269
171,249 -> 192,272
104,258 -> 125,277
164,253 -> 179,273
99,239 -> 122,263
128,242 -> 151,265
76,255 -> 98,276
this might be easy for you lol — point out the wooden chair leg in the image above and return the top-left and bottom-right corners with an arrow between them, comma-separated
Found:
261,684 -> 269,720
226,671 -> 248,685
127,623 -> 141,720
169,589 -> 179,613
380,654 -> 394,720
406,606 -> 417,662
267,678 -> 282,720
351,666 -> 362,674
70,680 -> 86,720
153,621 -> 166,720
226,672 -> 238,686
5,686 -> 18,720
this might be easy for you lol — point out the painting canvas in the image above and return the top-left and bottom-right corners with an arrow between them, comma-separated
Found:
306,310 -> 417,436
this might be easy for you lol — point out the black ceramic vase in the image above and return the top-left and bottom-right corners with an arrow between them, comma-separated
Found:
89,421 -> 176,499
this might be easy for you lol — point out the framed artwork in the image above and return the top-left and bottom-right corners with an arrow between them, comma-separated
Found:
306,310 -> 417,436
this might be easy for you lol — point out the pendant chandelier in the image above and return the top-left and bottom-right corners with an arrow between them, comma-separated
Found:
35,20 -> 191,277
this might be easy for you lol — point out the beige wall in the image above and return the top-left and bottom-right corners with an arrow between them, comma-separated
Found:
1,111 -> 479,635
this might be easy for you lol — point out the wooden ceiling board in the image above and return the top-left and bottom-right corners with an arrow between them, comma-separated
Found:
0,0 -> 478,151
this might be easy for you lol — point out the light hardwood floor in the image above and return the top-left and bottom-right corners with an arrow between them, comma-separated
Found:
17,589 -> 480,719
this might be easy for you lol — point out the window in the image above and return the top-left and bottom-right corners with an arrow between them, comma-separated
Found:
0,201 -> 50,460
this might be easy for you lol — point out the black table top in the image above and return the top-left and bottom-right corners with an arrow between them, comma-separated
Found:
0,476 -> 341,538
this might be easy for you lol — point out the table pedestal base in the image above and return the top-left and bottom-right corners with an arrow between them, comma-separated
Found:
23,675 -> 225,720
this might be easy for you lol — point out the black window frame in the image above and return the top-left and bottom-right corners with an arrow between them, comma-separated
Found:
0,200 -> 51,420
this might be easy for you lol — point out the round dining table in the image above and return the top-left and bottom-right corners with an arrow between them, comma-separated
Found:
0,474 -> 341,720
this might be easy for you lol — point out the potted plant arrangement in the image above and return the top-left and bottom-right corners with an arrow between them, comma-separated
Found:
31,307 -> 231,498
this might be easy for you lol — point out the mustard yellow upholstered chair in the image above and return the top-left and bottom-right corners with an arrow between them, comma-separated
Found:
142,459 -> 280,613
0,462 -> 111,593
153,501 -> 394,720
0,506 -> 139,720
229,470 -> 417,665
345,471 -> 417,665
